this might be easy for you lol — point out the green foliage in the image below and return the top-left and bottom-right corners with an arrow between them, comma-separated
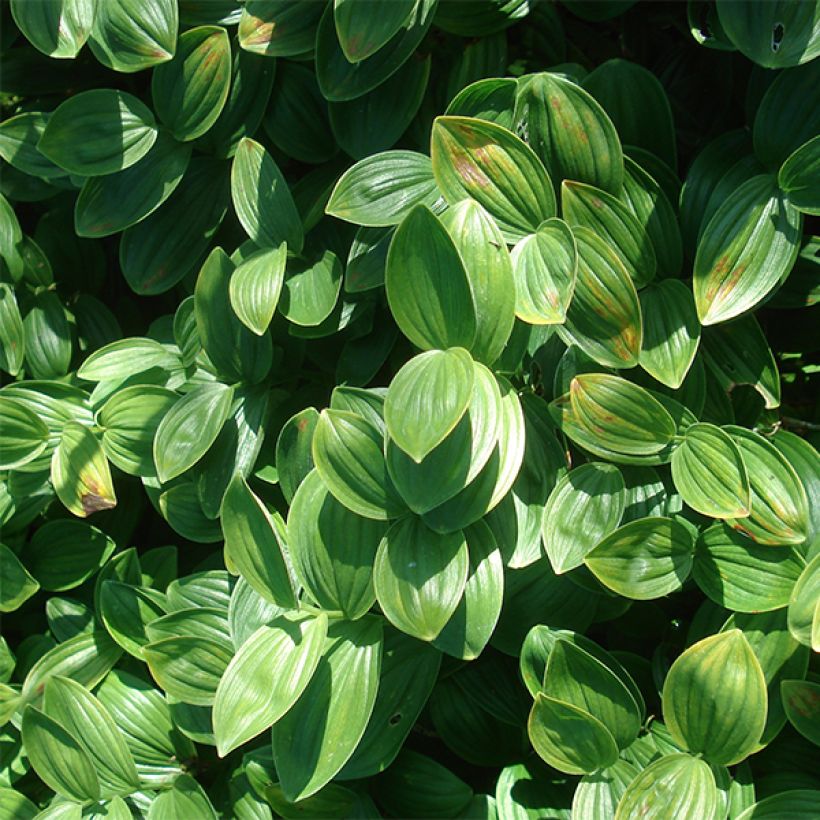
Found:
0,1 -> 818,817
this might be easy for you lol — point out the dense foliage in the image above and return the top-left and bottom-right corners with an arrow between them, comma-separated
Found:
0,0 -> 819,818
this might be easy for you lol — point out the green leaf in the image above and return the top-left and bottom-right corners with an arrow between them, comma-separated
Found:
0,788 -> 37,820
528,693 -> 619,775
152,26 -> 231,142
0,112 -> 69,179
542,462 -> 626,574
639,280 -> 700,389
38,90 -> 158,177
716,0 -> 820,68
510,218 -> 577,325
28,520 -> 116,592
213,613 -> 327,757
275,408 -> 319,505
22,291 -> 72,379
99,386 -> 177,478
231,138 -> 303,253
21,706 -> 100,803
445,76 -> 518,128
781,679 -> 820,746
272,617 -> 383,801
143,636 -> 233,706
195,247 -> 272,384
569,373 -> 676,456
0,397 -> 49,470
339,628 -> 440,779
0,284 -> 25,377
582,58 -> 677,169
75,132 -> 192,238
778,135 -> 820,215
725,426 -> 809,546
326,151 -> 441,227
279,250 -> 343,327
239,0 -> 324,57
0,543 -> 39,613
22,631 -> 122,704
99,581 -> 168,658
788,554 -> 820,650
89,0 -> 178,73
662,630 -> 768,765
315,0 -> 437,102
374,516 -> 469,641
385,348 -> 474,463
572,759 -> 639,820
614,754 -> 720,820
43,677 -> 139,799
735,790 -> 820,820
562,180 -> 656,288
694,523 -> 805,612
78,338 -> 178,382
514,71 -> 624,195
229,243 -> 287,335
441,198 -> 516,365
701,314 -> 781,410
288,469 -> 385,619
431,115 -> 556,242
221,473 -> 297,609
585,516 -> 694,600
52,423 -> 117,518
154,383 -> 234,483
431,520 -> 504,660
10,0 -> 95,59
333,0 -> 415,62
120,157 -> 230,295
693,175 -> 802,325
387,361 -> 502,515
312,409 -> 406,520
385,205 -> 476,351
558,227 -> 642,369
671,423 -> 751,519
544,639 -> 642,750
146,774 -> 217,820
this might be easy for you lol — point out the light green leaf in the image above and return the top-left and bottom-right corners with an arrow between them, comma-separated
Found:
43,677 -> 139,799
614,753 -> 720,820
312,409 -> 406,520
229,243 -> 287,335
272,617 -> 383,801
10,0 -> 95,58
279,250 -> 343,327
639,280 -> 701,389
146,774 -> 217,820
431,115 -> 556,242
221,473 -> 297,609
326,151 -> 441,227
569,373 -> 676,456
694,523 -> 805,613
99,581 -> 168,658
213,613 -> 328,757
735,790 -> 820,820
510,218 -> 577,325
0,543 -> 39,613
572,759 -> 639,820
385,348 -> 474,463
725,425 -> 809,546
51,423 -> 117,518
693,175 -> 802,325
788,553 -> 820,649
662,630 -> 767,765
152,26 -> 232,142
514,71 -> 624,195
671,423 -> 751,518
89,0 -> 178,74
153,383 -> 234,484
0,397 -> 49,470
585,516 -> 695,600
38,90 -> 158,177
231,138 -> 303,253
528,693 -> 619,775
78,338 -> 179,382
21,706 -> 100,803
558,227 -> 642,369
287,469 -> 385,620
542,462 -> 626,574
385,205 -> 477,351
